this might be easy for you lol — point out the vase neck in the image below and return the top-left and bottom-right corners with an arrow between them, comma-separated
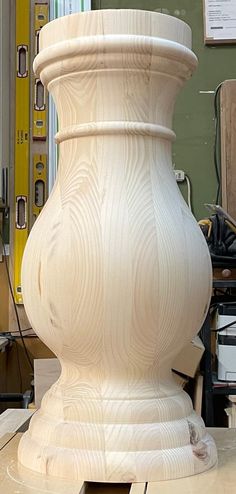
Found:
34,12 -> 197,141
44,48 -> 190,144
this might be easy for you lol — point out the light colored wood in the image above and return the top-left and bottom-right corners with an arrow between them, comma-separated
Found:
225,396 -> 236,427
193,373 -> 203,416
35,357 -> 190,410
0,434 -> 20,487
35,357 -> 191,409
0,429 -> 234,493
129,484 -> 146,494
148,428 -> 236,493
0,409 -> 34,438
18,9 -> 217,482
228,394 -> 236,403
0,434 -> 88,494
34,358 -> 61,408
172,372 -> 188,388
220,80 -> 236,218
172,336 -> 205,378
0,433 -> 15,450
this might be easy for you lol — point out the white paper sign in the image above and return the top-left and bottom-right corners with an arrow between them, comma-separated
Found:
204,0 -> 236,41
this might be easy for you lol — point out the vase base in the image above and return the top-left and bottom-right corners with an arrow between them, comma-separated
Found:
18,410 -> 217,482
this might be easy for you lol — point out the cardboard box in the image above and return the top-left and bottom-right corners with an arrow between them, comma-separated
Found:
172,336 -> 205,378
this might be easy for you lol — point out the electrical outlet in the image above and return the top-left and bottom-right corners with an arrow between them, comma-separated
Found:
174,170 -> 185,182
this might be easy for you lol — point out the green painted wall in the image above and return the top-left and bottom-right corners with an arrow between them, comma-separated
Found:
92,0 -> 236,219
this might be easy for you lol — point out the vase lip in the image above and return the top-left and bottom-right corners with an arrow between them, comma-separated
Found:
34,33 -> 198,87
39,8 -> 193,52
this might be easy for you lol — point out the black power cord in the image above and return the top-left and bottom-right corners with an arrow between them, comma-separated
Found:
0,231 -> 34,371
214,82 -> 223,204
9,327 -> 33,334
211,319 -> 236,333
1,332 -> 38,339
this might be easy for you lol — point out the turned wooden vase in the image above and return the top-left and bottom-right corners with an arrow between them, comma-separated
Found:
18,9 -> 217,482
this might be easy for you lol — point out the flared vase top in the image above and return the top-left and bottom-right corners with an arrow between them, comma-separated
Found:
34,9 -> 198,88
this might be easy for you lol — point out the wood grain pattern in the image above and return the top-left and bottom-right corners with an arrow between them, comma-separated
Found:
0,433 -> 85,494
0,428 -> 235,493
220,80 -> 236,217
18,9 -> 217,482
147,428 -> 236,493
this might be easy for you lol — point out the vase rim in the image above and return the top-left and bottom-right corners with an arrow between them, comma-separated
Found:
39,8 -> 193,53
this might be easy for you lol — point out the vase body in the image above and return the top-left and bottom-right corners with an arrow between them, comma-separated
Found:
18,9 -> 217,482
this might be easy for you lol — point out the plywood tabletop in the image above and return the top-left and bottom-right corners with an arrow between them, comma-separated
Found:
0,429 -> 235,493
0,434 -> 85,494
0,409 -> 35,438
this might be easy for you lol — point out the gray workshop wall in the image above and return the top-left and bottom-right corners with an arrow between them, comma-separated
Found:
92,0 -> 236,219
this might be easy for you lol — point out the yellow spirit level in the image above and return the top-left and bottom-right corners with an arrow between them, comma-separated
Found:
33,3 -> 48,140
33,154 -> 47,219
14,0 -> 30,304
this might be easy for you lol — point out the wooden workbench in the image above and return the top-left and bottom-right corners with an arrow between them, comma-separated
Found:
0,427 -> 235,493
